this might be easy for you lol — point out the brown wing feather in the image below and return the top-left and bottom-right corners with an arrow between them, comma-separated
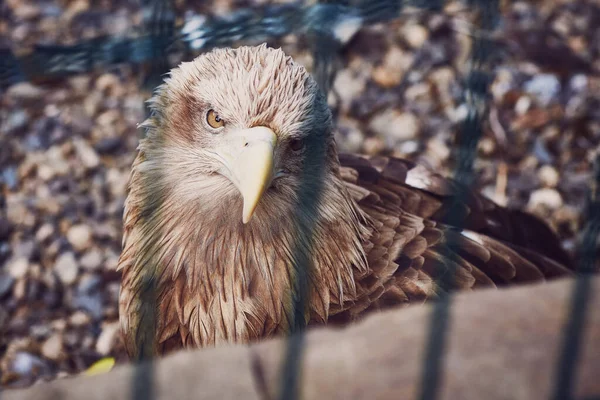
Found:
335,152 -> 573,318
338,153 -> 573,268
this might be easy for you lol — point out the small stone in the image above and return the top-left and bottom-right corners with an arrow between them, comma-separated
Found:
7,257 -> 29,279
82,335 -> 95,350
6,201 -> 34,229
528,188 -> 563,210
80,249 -> 104,271
63,0 -> 90,21
29,263 -> 42,278
73,138 -> 100,169
554,206 -> 579,231
0,216 -> 12,241
0,272 -> 15,297
69,76 -> 91,94
482,185 -> 508,208
41,334 -> 64,361
13,3 -> 41,19
397,140 -> 419,155
333,68 -> 367,113
63,331 -> 81,348
106,282 -> 121,305
94,137 -> 123,155
84,92 -> 103,117
335,118 -> 364,153
44,104 -> 61,118
533,138 -> 554,164
35,223 -> 55,243
429,67 -> 455,90
7,83 -> 45,100
104,252 -> 120,271
78,273 -> 102,293
448,103 -> 469,124
372,66 -> 399,88
69,109 -> 94,135
405,82 -> 432,105
108,11 -> 131,36
54,252 -> 79,284
66,224 -> 92,251
479,137 -> 496,156
95,322 -> 120,355
96,110 -> 120,128
569,74 -> 588,92
369,110 -> 420,144
0,242 -> 10,265
45,240 -> 61,259
3,110 -> 29,133
10,352 -> 49,377
69,310 -> 91,326
13,278 -> 27,300
372,47 -> 410,88
514,95 -> 532,116
94,223 -> 119,241
2,166 -> 19,190
35,184 -> 52,200
401,23 -> 429,48
524,74 -> 561,106
37,164 -> 55,181
538,165 -> 559,188
106,168 -> 129,198
56,371 -> 69,379
51,319 -> 67,331
426,138 -> 450,163
75,294 -> 103,320
363,137 -> 385,155
491,69 -> 515,101
36,146 -> 70,181
96,73 -> 121,94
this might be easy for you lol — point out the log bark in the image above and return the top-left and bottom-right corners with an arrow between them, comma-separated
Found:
4,276 -> 600,400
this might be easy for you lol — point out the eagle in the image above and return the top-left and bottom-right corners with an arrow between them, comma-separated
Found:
118,44 -> 572,360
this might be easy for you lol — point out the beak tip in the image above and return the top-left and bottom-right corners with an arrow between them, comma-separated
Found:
242,206 -> 254,224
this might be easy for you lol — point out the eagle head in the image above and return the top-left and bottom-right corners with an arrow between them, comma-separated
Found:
140,44 -> 336,225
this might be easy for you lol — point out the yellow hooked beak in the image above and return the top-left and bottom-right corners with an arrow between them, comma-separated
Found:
218,126 -> 277,224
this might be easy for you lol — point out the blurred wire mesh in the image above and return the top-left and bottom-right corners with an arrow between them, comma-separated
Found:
0,0 -> 598,398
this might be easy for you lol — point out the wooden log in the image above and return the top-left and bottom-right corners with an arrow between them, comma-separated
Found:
4,276 -> 600,400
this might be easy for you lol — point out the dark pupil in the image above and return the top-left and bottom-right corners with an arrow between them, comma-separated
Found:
214,114 -> 221,123
291,139 -> 304,151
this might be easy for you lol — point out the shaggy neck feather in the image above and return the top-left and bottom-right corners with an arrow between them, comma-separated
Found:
120,144 -> 370,346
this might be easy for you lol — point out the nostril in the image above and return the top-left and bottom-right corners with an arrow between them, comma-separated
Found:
244,142 -> 249,147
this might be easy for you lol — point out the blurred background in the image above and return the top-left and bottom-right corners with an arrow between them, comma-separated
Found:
0,0 -> 598,389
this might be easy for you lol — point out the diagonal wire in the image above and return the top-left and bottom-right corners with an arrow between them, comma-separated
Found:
140,0 -> 176,91
1,0 -> 463,89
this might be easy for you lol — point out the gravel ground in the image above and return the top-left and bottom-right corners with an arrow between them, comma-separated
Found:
1,0 -> 599,389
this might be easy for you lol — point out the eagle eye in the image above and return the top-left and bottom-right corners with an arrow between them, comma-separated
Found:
206,109 -> 225,129
289,138 -> 305,152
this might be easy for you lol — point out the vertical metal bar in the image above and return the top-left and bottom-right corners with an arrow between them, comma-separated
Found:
417,1 -> 499,399
552,155 -> 600,400
277,120 -> 329,400
131,1 -> 175,399
278,18 -> 342,400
